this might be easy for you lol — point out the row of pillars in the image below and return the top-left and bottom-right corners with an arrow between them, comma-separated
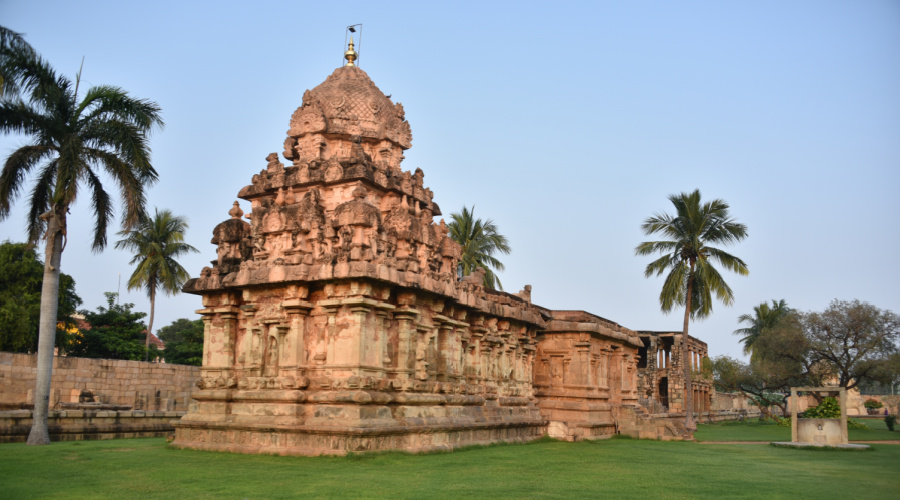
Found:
197,299 -> 535,387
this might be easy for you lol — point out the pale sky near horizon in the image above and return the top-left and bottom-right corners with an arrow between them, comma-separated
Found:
1,0 -> 898,361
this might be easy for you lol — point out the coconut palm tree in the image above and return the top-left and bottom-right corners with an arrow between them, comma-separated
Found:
635,189 -> 748,437
116,209 -> 198,361
448,205 -> 511,290
733,299 -> 791,358
0,48 -> 162,445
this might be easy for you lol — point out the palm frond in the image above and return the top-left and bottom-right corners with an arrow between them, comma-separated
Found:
82,167 -> 112,251
0,144 -> 52,217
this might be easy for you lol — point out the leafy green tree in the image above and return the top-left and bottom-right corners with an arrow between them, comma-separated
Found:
0,241 -> 81,352
448,205 -> 511,290
0,43 -> 163,445
157,318 -> 204,366
733,299 -> 791,358
769,300 -> 900,391
115,209 -> 198,361
67,292 -> 148,361
712,352 -> 806,420
635,189 -> 748,435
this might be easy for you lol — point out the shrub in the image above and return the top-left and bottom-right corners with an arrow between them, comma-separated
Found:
802,397 -> 841,419
886,415 -> 897,432
863,399 -> 883,409
847,419 -> 869,430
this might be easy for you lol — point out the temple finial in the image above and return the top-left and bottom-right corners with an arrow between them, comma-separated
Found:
344,36 -> 357,67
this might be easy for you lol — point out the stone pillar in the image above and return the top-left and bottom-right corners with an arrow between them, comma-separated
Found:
375,304 -> 395,369
575,338 -> 591,387
349,305 -> 372,368
469,327 -> 486,381
434,315 -> 452,381
393,308 -> 418,379
282,298 -> 313,371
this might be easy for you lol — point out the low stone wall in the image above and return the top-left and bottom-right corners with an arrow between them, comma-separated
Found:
0,409 -> 185,443
712,392 -> 755,412
0,352 -> 200,412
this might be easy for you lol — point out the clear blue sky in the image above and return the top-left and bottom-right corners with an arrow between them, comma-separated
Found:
2,0 -> 898,360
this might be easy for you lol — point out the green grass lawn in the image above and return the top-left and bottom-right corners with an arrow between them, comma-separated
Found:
695,418 -> 900,442
1,436 -> 898,499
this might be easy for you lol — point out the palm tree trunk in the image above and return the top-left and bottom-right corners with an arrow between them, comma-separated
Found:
145,288 -> 155,362
26,211 -> 64,445
682,260 -> 696,438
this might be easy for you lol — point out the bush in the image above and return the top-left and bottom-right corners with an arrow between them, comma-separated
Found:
863,399 -> 883,409
847,419 -> 869,430
802,397 -> 841,419
886,415 -> 897,432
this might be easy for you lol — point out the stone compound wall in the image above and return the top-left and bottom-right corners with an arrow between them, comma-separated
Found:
0,352 -> 199,411
0,409 -> 183,443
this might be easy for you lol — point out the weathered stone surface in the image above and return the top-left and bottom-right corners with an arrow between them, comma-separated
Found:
636,331 -> 713,417
533,310 -> 643,440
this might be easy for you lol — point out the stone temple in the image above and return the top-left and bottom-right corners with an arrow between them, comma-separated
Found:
171,40 -> 712,455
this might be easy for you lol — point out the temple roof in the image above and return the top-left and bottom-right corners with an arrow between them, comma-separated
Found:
288,65 -> 412,149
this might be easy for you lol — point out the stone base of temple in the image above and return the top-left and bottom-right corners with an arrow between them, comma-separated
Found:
170,390 -> 546,455
171,421 -> 545,455
539,399 -> 621,441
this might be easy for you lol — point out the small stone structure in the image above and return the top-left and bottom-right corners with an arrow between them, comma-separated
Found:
791,387 -> 849,445
636,331 -> 714,416
171,42 -> 702,455
772,386 -> 868,450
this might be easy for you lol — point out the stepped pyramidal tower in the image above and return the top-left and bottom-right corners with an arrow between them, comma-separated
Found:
171,39 -> 549,455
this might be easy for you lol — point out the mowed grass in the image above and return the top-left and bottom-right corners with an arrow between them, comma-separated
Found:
1,435 -> 899,499
695,417 -> 900,442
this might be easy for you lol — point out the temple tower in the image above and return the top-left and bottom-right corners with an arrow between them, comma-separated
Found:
171,41 -> 547,455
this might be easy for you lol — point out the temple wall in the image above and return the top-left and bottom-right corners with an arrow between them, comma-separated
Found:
0,352 -> 199,411
175,274 -> 547,454
533,311 -> 643,441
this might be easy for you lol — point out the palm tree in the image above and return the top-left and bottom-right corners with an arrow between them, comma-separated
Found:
733,299 -> 791,358
0,48 -> 162,445
0,25 -> 36,97
116,209 -> 198,361
635,189 -> 748,437
448,205 -> 511,290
